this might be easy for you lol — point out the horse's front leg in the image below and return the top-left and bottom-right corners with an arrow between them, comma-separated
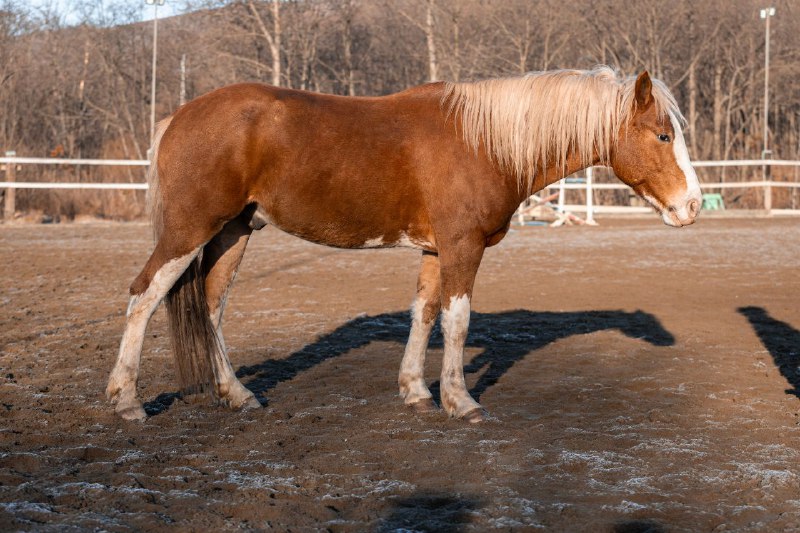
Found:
438,238 -> 486,423
399,251 -> 441,412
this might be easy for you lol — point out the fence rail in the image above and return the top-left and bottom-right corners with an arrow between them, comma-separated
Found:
0,156 -> 149,167
2,156 -> 800,222
546,159 -> 800,222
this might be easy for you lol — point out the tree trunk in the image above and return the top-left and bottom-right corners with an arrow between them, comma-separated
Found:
712,63 -> 724,162
343,5 -> 355,96
247,0 -> 281,87
451,10 -> 460,82
425,0 -> 438,82
271,1 -> 281,87
688,59 -> 698,157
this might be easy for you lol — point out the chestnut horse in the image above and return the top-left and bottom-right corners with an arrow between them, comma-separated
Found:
106,67 -> 701,423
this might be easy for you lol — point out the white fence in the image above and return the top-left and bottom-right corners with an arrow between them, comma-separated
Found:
0,155 -> 149,220
2,156 -> 800,222
547,159 -> 800,222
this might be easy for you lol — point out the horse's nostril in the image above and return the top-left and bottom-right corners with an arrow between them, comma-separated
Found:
687,199 -> 700,217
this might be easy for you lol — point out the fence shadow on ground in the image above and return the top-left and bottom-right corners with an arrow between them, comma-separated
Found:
236,308 -> 675,405
738,306 -> 800,397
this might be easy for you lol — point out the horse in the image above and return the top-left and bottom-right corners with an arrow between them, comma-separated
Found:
106,66 -> 702,423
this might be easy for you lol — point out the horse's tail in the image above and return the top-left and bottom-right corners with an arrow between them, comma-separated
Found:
148,116 -> 219,400
146,116 -> 172,241
166,257 -> 219,400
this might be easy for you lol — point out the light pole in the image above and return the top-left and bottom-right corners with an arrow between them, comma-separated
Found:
760,7 -> 775,180
145,0 -> 165,147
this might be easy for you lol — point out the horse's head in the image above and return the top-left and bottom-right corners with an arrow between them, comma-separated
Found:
611,72 -> 702,227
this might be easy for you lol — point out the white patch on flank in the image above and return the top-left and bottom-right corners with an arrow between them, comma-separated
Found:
361,236 -> 385,248
362,232 -> 434,250
397,233 -> 415,248
668,112 -> 702,219
397,232 -> 434,250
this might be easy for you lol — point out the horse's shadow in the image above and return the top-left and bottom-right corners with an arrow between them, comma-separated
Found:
235,308 -> 675,405
738,306 -> 800,397
377,491 -> 481,532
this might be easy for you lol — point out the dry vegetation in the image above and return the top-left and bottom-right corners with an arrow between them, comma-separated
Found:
1,0 -> 799,218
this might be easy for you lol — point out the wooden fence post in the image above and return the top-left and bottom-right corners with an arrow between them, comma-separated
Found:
764,182 -> 772,214
3,151 -> 15,222
585,166 -> 597,225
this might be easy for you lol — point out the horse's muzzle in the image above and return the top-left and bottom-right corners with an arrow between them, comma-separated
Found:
663,196 -> 701,227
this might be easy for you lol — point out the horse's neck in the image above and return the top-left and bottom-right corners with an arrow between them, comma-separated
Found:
530,150 -> 602,195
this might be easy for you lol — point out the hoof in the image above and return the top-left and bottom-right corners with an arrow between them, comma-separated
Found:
221,391 -> 261,411
461,408 -> 487,424
237,395 -> 262,411
408,397 -> 438,413
116,403 -> 147,422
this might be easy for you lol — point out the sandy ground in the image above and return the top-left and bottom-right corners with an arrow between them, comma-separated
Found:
1,217 -> 799,532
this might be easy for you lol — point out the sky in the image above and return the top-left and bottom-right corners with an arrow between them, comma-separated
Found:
24,0 -> 193,26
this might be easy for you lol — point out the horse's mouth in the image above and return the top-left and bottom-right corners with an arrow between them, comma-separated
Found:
636,187 -> 699,228
661,207 -> 695,227
658,198 -> 702,227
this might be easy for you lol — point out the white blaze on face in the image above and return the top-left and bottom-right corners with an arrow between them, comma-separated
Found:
668,112 -> 703,223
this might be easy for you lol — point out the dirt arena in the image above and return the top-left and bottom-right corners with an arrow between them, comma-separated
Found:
1,217 -> 799,532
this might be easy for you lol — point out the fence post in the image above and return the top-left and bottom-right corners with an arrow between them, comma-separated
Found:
3,151 -> 15,222
585,166 -> 597,225
764,181 -> 772,214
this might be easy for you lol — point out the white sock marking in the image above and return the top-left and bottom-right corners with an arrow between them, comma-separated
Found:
439,294 -> 481,417
399,297 -> 434,403
108,248 -> 201,400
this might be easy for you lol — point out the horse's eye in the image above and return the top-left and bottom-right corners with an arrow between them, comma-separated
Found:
657,133 -> 671,143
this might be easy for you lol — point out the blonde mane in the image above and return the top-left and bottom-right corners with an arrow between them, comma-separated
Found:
442,66 -> 683,191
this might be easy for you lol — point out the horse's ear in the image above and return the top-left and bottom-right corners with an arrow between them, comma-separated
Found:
634,71 -> 653,110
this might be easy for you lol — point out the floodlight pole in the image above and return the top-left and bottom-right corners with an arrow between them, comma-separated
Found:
146,0 -> 165,147
760,7 -> 775,181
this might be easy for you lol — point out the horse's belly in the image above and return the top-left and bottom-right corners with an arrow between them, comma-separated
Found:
262,204 -> 435,252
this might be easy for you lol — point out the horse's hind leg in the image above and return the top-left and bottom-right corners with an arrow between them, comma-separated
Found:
399,251 -> 441,412
202,215 -> 259,410
106,238 -> 202,420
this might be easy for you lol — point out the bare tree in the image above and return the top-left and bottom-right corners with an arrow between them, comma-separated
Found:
247,0 -> 281,86
3,0 -> 800,217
